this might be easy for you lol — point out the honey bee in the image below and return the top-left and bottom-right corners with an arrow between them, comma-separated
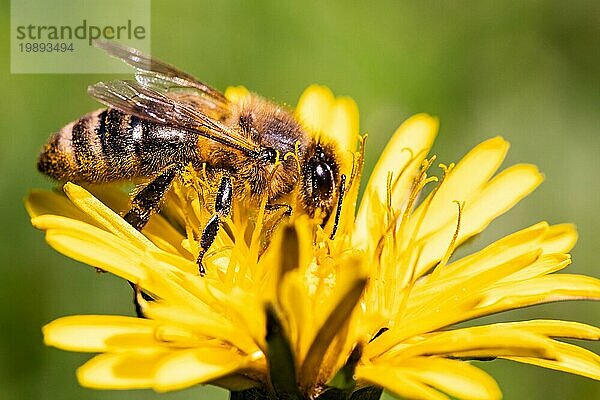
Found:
37,41 -> 346,276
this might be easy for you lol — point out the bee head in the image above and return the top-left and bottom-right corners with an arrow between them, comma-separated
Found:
301,142 -> 340,220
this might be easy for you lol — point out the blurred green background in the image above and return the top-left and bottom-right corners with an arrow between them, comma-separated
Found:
1,1 -> 598,399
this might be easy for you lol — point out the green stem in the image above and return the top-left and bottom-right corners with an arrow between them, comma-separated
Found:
229,386 -> 383,400
230,388 -> 272,400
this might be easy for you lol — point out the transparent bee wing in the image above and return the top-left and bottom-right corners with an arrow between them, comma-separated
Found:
88,80 -> 259,155
93,40 -> 230,117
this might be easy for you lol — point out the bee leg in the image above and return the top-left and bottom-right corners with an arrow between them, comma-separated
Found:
329,174 -> 347,240
124,163 -> 182,231
197,175 -> 233,275
265,203 -> 292,216
123,163 -> 182,318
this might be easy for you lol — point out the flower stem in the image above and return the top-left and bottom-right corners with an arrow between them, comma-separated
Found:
229,386 -> 383,400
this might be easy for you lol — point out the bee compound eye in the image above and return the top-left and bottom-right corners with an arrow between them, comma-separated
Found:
311,161 -> 334,199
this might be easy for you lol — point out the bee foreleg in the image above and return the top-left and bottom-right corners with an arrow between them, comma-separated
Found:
197,175 -> 233,275
124,163 -> 182,231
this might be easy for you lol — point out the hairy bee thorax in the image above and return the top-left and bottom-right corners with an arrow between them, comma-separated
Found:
214,95 -> 311,203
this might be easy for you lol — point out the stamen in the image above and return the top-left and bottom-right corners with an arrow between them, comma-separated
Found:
392,242 -> 424,320
385,171 -> 394,226
397,155 -> 438,234
172,182 -> 202,251
338,134 -> 366,239
386,171 -> 393,211
226,214 -> 255,290
273,149 -> 282,167
373,154 -> 437,265
439,162 -> 456,176
388,147 -> 414,194
387,161 -> 455,290
431,200 -> 464,279
283,140 -> 302,176
267,150 -> 283,183
200,163 -> 211,191
248,189 -> 270,267
405,160 -> 454,247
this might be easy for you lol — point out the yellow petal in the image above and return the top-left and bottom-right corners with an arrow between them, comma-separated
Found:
541,223 -> 578,253
154,347 -> 250,392
413,224 -> 571,295
504,341 -> 600,381
32,215 -> 147,282
364,296 -> 481,360
277,270 -> 312,358
295,84 -> 335,135
295,85 -> 358,162
144,230 -> 186,256
26,189 -> 90,221
477,274 -> 600,310
408,250 -> 539,334
413,164 -> 543,276
142,272 -> 260,355
409,137 -> 510,240
500,253 -> 571,283
43,315 -> 158,352
326,96 -> 359,152
276,219 -> 367,362
357,365 -> 449,400
77,352 -> 167,389
224,86 -> 251,103
383,328 -> 555,362
142,216 -> 188,256
484,320 -> 600,340
457,163 -> 543,232
367,248 -> 541,359
416,222 -> 549,292
63,182 -> 155,250
355,114 -> 438,247
370,114 -> 439,204
142,301 -> 232,335
299,278 -> 367,387
27,187 -> 168,251
89,185 -> 188,256
393,357 -> 502,400
146,248 -> 197,275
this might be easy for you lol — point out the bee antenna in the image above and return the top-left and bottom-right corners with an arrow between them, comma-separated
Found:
329,174 -> 347,240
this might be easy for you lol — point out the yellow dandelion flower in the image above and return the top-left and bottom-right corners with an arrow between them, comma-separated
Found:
27,86 -> 600,400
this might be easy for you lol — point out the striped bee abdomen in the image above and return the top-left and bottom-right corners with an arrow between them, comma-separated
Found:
37,108 -> 200,183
